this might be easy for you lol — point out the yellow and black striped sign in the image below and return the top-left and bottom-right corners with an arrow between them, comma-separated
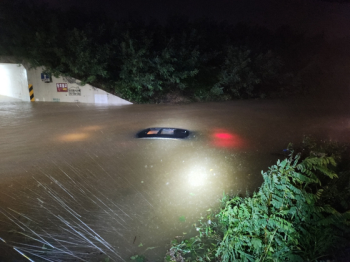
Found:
28,84 -> 34,102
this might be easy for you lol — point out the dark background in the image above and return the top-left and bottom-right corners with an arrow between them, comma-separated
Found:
32,0 -> 350,39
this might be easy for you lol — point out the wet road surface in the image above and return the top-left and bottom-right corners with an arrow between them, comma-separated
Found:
0,97 -> 349,261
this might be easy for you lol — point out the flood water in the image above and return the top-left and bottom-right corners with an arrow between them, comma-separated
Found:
0,97 -> 349,261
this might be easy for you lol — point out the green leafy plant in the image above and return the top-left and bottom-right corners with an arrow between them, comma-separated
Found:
115,33 -> 199,103
166,150 -> 350,262
296,137 -> 350,213
212,47 -> 282,99
130,254 -> 145,262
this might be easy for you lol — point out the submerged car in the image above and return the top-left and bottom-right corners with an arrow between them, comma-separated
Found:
136,127 -> 190,139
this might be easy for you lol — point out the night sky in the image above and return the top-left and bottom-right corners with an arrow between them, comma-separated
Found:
32,0 -> 350,39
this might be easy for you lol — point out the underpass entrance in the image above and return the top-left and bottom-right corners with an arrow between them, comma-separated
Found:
0,63 -> 29,102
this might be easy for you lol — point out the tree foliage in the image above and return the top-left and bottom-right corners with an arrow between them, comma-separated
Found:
0,0 -> 324,103
116,33 -> 199,102
211,47 -> 282,98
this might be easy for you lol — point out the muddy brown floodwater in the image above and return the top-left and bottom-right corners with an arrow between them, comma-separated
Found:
0,96 -> 349,261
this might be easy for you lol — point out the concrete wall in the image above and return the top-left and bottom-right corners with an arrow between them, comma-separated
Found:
26,67 -> 132,105
0,60 -> 132,105
0,63 -> 30,101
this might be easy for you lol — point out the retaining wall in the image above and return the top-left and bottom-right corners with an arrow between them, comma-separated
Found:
26,67 -> 132,105
0,61 -> 132,105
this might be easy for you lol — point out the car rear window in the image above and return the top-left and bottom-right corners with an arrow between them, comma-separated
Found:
160,128 -> 175,135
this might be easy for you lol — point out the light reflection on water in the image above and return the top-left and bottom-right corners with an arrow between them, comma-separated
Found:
0,98 -> 349,261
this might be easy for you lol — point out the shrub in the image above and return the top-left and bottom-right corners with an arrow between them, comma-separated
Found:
167,150 -> 350,261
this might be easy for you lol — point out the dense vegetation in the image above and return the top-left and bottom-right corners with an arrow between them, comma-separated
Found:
0,0 -> 324,103
166,138 -> 350,261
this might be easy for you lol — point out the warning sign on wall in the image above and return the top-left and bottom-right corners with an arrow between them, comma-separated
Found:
56,83 -> 68,92
69,86 -> 81,96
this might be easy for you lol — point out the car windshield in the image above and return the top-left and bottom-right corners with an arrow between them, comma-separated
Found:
146,128 -> 161,135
